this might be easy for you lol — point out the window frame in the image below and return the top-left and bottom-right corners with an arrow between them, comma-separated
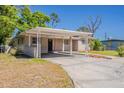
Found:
32,37 -> 37,45
81,39 -> 85,44
64,40 -> 69,45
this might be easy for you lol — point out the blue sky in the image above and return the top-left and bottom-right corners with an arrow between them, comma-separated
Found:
30,5 -> 124,40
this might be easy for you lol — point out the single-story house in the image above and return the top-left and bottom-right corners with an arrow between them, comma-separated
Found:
17,27 -> 93,58
101,39 -> 124,50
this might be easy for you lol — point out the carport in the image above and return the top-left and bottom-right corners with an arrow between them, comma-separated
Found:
19,27 -> 93,58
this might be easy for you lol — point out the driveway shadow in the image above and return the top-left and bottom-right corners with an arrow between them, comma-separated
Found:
14,54 -> 32,59
42,53 -> 73,58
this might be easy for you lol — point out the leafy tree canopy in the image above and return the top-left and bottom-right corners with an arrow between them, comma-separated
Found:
50,12 -> 60,28
0,5 -> 18,44
0,5 -> 52,44
17,6 -> 50,32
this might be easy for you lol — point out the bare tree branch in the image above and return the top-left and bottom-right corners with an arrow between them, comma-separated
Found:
87,24 -> 92,32
87,16 -> 102,36
94,17 -> 102,31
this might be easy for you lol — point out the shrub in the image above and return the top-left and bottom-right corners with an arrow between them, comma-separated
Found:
89,39 -> 105,51
117,45 -> 124,57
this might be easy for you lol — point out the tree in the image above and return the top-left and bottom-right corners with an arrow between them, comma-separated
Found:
17,6 -> 32,32
90,39 -> 105,51
50,12 -> 60,28
77,26 -> 90,32
17,6 -> 50,32
32,11 -> 50,27
0,5 -> 55,45
87,16 -> 102,36
0,5 -> 18,44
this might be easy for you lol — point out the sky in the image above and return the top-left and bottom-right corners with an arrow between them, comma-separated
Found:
30,5 -> 124,40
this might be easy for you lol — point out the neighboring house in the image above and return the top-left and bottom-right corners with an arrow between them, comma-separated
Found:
17,27 -> 93,58
101,39 -> 124,50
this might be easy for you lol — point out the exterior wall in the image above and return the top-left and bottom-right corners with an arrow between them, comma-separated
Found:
54,39 -> 63,51
72,40 -> 78,51
64,39 -> 70,51
53,39 -> 78,51
41,37 -> 48,53
18,35 -> 89,57
18,36 -> 41,57
77,39 -> 87,51
19,36 -> 36,57
17,37 -> 24,51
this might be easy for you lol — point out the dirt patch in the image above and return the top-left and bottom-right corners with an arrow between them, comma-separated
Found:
0,54 -> 74,88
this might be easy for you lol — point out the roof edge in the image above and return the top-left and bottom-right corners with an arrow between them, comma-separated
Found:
27,27 -> 93,35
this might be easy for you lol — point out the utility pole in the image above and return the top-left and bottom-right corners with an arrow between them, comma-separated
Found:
105,32 -> 107,40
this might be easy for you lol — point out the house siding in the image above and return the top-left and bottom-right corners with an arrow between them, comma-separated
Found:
21,36 -> 36,57
78,40 -> 86,51
41,37 -> 48,53
54,39 -> 63,51
72,40 -> 78,51
53,39 -> 78,51
17,36 -> 89,57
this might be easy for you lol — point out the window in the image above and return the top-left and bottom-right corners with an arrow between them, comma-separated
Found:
81,39 -> 85,44
18,38 -> 24,45
21,38 -> 24,44
64,40 -> 69,45
32,37 -> 37,44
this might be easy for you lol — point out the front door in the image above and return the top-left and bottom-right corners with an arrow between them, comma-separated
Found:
48,39 -> 53,52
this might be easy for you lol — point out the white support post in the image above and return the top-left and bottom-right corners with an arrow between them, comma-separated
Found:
28,35 -> 31,47
36,31 -> 39,58
53,39 -> 54,51
62,39 -> 65,52
70,36 -> 72,55
38,37 -> 41,58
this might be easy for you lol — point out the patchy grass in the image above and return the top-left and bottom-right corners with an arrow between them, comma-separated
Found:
0,54 -> 73,88
81,50 -> 118,56
30,58 -> 48,64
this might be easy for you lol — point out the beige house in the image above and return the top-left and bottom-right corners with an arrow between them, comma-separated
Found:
17,27 -> 93,58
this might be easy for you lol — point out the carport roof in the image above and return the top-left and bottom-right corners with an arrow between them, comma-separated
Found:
20,27 -> 93,39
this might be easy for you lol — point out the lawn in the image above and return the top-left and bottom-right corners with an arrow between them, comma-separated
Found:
81,50 -> 118,56
0,54 -> 73,88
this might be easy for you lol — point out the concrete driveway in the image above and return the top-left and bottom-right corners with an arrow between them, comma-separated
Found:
43,54 -> 124,88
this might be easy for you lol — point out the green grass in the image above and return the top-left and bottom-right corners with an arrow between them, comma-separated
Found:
81,50 -> 118,56
0,53 -> 48,63
30,58 -> 48,64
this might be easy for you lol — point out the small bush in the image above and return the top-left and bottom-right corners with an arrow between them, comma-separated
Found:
117,45 -> 124,57
89,39 -> 105,51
